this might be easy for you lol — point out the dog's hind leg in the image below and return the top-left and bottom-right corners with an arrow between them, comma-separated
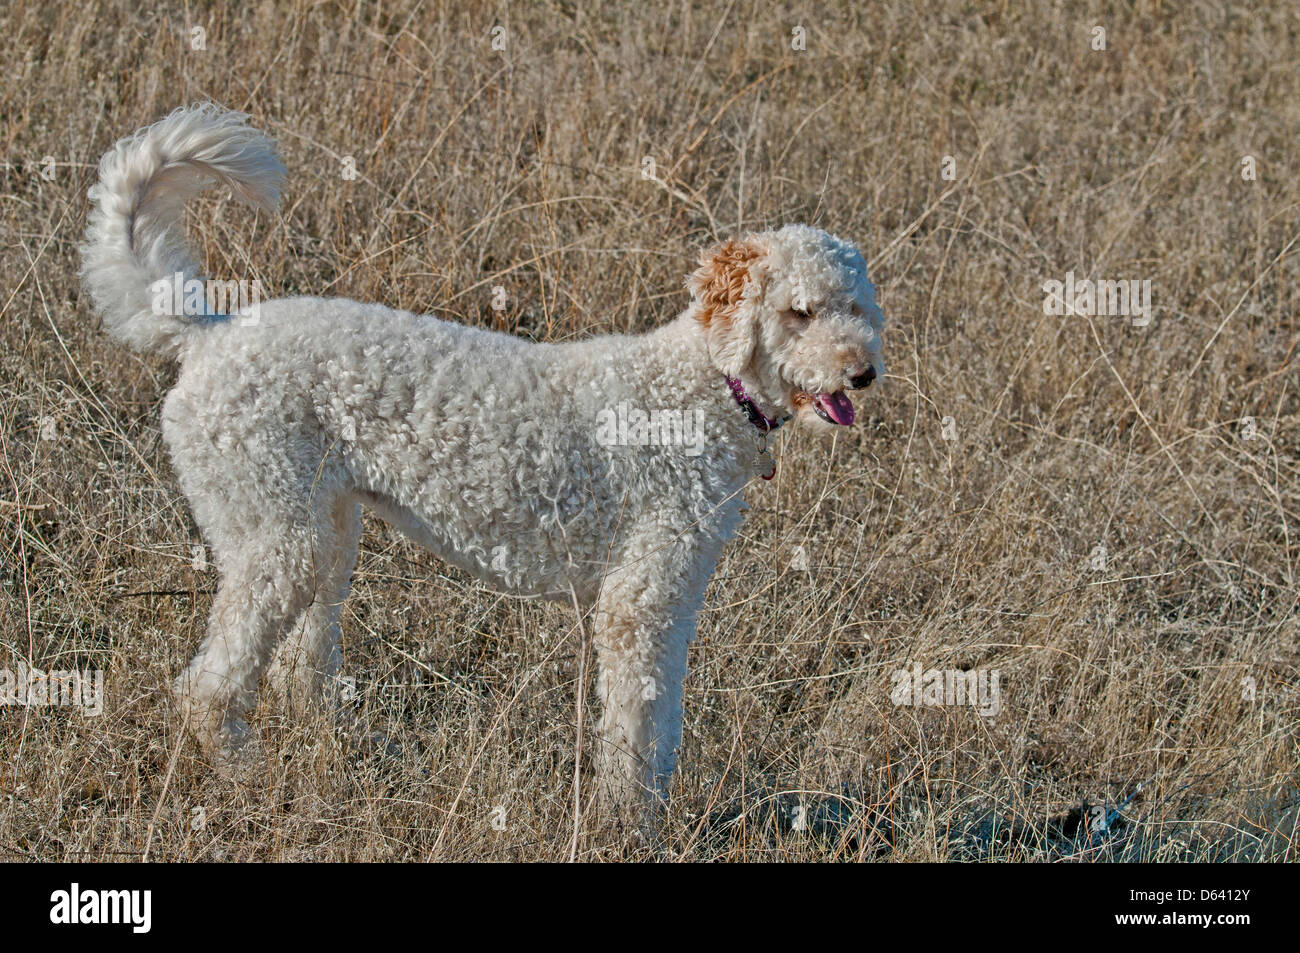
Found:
174,517 -> 324,760
162,379 -> 360,764
266,497 -> 361,713
169,444 -> 351,763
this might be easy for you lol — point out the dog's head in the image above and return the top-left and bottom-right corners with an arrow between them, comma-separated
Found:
687,224 -> 885,430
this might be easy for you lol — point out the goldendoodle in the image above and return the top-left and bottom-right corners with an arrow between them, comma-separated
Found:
81,104 -> 887,807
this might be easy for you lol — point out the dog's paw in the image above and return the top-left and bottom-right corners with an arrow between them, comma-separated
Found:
205,718 -> 272,781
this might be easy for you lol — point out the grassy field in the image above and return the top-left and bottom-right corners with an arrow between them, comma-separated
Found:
1,0 -> 1297,861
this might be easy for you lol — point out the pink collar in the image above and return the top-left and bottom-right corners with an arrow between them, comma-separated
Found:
724,376 -> 790,480
724,376 -> 789,434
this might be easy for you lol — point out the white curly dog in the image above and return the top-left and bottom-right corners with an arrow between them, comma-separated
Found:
81,105 -> 886,807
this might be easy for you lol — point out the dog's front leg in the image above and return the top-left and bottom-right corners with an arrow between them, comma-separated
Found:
591,553 -> 713,816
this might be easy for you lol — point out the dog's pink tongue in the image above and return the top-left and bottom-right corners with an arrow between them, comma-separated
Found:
814,391 -> 855,425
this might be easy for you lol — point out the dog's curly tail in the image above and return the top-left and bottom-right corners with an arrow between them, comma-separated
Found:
80,104 -> 285,357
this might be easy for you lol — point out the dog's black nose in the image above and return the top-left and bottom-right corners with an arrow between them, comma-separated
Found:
848,365 -> 876,389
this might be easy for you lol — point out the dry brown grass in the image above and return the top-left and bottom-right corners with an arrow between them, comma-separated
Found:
1,0 -> 1297,861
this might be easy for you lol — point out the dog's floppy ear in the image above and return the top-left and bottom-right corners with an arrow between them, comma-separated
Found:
687,238 -> 765,377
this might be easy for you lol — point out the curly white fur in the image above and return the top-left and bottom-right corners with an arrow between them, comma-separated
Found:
81,104 -> 887,807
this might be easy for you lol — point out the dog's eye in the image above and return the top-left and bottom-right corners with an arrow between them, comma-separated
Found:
791,307 -> 812,319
